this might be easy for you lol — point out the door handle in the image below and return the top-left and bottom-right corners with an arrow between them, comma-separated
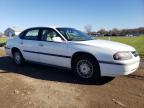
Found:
39,43 -> 44,47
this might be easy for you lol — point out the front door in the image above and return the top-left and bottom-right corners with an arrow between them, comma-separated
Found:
38,28 -> 71,68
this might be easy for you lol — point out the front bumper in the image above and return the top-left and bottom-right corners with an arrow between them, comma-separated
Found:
99,56 -> 140,77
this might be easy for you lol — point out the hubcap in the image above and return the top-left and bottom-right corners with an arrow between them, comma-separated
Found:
14,52 -> 21,64
77,60 -> 93,79
80,63 -> 90,74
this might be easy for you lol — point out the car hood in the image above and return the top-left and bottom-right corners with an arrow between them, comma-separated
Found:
73,39 -> 135,51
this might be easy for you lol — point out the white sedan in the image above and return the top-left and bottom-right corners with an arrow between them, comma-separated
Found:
5,27 -> 140,80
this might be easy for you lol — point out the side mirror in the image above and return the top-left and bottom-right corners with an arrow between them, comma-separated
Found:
52,37 -> 63,42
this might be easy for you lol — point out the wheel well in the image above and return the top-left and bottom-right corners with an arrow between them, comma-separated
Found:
11,47 -> 21,55
71,52 -> 100,70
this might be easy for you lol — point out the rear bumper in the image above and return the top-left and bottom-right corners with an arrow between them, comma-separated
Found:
5,47 -> 12,57
99,57 -> 140,77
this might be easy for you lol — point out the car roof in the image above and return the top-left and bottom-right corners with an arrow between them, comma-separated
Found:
25,26 -> 73,30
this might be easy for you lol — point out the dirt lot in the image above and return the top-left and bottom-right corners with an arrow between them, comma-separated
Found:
0,48 -> 144,108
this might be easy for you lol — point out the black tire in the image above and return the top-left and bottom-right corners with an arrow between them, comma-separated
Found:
12,50 -> 25,65
72,55 -> 100,81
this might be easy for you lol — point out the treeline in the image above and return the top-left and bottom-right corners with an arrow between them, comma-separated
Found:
84,25 -> 144,36
97,27 -> 144,36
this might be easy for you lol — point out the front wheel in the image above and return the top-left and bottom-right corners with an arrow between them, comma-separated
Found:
72,55 -> 100,81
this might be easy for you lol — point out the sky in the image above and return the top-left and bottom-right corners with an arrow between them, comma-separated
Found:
0,0 -> 144,32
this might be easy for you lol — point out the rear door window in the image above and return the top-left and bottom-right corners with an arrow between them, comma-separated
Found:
23,29 -> 39,40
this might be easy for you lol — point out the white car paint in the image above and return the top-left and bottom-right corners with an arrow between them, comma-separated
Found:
5,27 -> 140,77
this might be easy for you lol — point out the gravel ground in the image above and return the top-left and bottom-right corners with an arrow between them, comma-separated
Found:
0,48 -> 144,108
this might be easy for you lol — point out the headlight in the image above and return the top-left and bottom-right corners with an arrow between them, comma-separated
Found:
113,51 -> 132,60
131,51 -> 139,57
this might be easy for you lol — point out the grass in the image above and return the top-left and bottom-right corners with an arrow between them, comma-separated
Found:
0,37 -> 7,43
95,36 -> 144,58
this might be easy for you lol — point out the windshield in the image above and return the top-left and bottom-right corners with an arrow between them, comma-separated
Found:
56,28 -> 93,41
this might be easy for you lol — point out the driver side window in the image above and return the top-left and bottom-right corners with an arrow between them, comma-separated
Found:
42,29 -> 62,42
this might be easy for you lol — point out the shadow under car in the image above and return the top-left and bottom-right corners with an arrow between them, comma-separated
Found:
0,56 -> 114,85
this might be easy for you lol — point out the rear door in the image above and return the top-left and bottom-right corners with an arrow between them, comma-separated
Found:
19,28 -> 40,62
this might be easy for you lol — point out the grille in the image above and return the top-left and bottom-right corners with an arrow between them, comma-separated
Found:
131,51 -> 139,57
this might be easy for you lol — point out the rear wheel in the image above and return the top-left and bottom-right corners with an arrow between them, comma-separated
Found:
72,55 -> 100,81
13,50 -> 25,65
